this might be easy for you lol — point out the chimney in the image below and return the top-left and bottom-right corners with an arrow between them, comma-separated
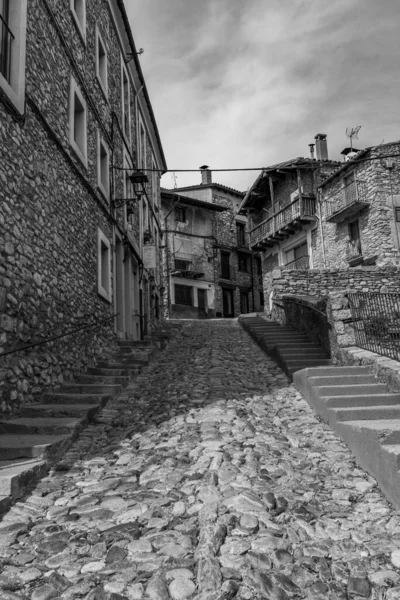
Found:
308,143 -> 315,159
199,165 -> 212,185
314,134 -> 328,161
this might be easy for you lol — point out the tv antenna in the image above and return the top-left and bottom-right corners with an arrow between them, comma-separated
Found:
345,126 -> 361,150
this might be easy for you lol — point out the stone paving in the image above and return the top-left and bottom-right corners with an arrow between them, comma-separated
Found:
1,320 -> 400,600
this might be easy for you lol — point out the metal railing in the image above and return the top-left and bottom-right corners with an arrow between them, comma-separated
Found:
325,179 -> 368,218
346,240 -> 363,262
250,195 -> 316,246
347,292 -> 400,361
282,255 -> 310,271
0,14 -> 14,83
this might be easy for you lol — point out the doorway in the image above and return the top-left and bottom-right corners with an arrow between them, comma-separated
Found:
198,288 -> 207,317
222,288 -> 234,318
221,251 -> 231,279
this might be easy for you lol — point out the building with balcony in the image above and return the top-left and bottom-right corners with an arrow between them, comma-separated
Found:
161,167 -> 263,318
240,134 -> 340,304
0,0 -> 166,416
318,141 -> 400,269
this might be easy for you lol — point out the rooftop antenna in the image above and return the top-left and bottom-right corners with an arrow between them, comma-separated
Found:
345,125 -> 361,150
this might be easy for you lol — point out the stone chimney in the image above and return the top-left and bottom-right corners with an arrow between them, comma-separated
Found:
314,134 -> 328,161
199,165 -> 212,185
309,143 -> 315,159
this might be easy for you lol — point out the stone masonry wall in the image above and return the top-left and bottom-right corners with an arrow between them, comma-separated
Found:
0,0 -> 145,416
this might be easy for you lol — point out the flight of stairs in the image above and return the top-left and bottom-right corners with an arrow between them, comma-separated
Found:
239,316 -> 331,378
0,322 -> 180,517
294,365 -> 400,509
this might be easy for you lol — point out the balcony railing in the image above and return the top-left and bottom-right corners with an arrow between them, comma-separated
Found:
346,239 -> 363,265
325,179 -> 369,223
282,255 -> 310,271
219,265 -> 235,281
250,195 -> 316,248
0,15 -> 14,84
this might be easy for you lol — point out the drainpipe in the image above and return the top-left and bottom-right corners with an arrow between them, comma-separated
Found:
317,189 -> 327,268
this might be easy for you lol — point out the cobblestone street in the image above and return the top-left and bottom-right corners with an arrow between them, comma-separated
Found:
1,320 -> 400,600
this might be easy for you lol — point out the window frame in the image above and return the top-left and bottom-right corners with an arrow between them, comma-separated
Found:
237,251 -> 250,273
175,206 -> 186,222
174,284 -> 193,306
69,77 -> 87,167
70,0 -> 86,43
96,26 -> 108,99
97,131 -> 110,200
0,0 -> 28,114
236,222 -> 246,247
121,60 -> 130,141
138,113 -> 146,169
97,228 -> 112,303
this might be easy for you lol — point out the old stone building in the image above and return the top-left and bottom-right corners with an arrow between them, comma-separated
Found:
0,0 -> 166,416
161,167 -> 263,319
240,134 -> 340,306
317,140 -> 400,269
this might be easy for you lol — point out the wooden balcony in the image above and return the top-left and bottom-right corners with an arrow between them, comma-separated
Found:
326,179 -> 370,223
249,195 -> 317,249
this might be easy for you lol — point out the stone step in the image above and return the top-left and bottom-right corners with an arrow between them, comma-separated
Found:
0,417 -> 85,436
333,405 -> 400,422
309,374 -> 377,386
278,351 -> 329,359
325,393 -> 400,408
298,366 -> 372,377
42,392 -> 112,405
0,459 -> 48,505
317,383 -> 387,397
57,383 -> 123,395
76,374 -> 130,386
20,404 -> 101,420
276,344 -> 326,351
286,359 -> 332,371
0,434 -> 70,461
87,367 -> 136,376
97,359 -> 146,367
117,340 -> 154,347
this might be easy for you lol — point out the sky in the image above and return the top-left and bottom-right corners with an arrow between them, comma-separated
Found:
126,0 -> 400,193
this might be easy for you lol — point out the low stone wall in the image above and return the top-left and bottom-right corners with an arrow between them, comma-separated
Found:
338,346 -> 400,393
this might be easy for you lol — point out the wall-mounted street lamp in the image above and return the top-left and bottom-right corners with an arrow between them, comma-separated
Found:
112,170 -> 148,210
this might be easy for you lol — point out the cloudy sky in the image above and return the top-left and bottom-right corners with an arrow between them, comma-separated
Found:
126,0 -> 399,192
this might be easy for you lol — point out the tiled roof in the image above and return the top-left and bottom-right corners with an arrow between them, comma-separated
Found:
170,183 -> 245,198
160,189 -> 228,212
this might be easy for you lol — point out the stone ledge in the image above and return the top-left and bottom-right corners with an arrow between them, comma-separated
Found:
339,346 -> 400,393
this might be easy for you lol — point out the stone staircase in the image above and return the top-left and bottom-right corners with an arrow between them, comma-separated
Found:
0,322 -> 180,517
239,316 -> 331,378
294,365 -> 400,509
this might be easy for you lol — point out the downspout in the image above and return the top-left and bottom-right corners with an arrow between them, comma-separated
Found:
317,189 -> 327,268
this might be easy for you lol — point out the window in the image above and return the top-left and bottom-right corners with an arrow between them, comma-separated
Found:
348,220 -> 362,258
97,229 -> 112,302
69,78 -> 87,165
175,207 -> 186,222
152,157 -> 158,207
395,207 -> 400,223
96,28 -> 108,97
175,284 -> 193,306
236,223 -> 246,247
175,259 -> 191,271
284,241 -> 308,268
97,133 -> 110,199
70,0 -> 86,41
256,256 -> 262,276
0,0 -> 28,114
122,63 -> 130,139
238,251 -> 249,272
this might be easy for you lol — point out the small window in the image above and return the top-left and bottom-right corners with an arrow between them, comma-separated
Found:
236,223 -> 246,247
97,229 -> 112,303
69,78 -> 87,165
175,259 -> 191,271
96,28 -> 108,97
0,0 -> 28,114
175,207 -> 186,222
238,251 -> 249,272
395,207 -> 400,223
122,63 -> 130,139
97,133 -> 110,198
70,0 -> 86,41
175,284 -> 193,306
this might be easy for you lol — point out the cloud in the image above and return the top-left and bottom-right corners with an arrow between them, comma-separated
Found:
126,0 -> 400,191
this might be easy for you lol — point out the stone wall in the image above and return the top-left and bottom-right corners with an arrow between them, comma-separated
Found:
0,0 -> 163,416
314,143 -> 400,269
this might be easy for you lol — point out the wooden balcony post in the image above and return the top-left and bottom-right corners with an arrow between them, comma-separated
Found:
268,177 -> 276,233
296,169 -> 303,215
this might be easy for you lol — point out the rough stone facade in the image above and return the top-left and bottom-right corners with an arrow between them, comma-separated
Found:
0,0 -> 166,416
315,142 -> 400,269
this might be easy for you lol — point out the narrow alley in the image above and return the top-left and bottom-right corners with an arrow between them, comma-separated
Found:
1,320 -> 399,600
